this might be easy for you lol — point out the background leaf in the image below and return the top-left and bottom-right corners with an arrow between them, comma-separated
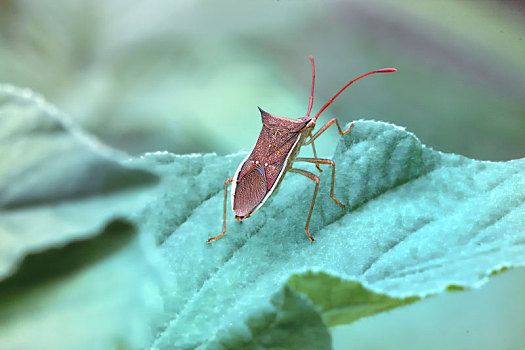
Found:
0,85 -> 160,349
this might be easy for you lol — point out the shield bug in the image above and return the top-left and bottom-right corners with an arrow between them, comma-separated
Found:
208,57 -> 396,242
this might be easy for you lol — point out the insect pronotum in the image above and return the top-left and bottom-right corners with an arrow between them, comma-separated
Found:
208,57 -> 396,242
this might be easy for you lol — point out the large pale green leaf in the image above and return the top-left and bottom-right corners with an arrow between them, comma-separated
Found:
136,119 -> 524,349
0,85 -> 159,349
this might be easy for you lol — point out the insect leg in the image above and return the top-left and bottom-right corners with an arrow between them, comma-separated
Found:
304,118 -> 354,145
308,131 -> 323,173
207,176 -> 234,242
295,158 -> 345,208
289,168 -> 320,242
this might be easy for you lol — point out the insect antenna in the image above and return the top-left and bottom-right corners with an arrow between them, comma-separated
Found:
306,56 -> 316,117
313,67 -> 397,121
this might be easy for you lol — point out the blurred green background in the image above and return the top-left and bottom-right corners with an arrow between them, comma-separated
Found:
0,0 -> 523,161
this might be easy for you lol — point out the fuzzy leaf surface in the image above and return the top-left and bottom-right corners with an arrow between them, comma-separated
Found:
138,120 -> 524,349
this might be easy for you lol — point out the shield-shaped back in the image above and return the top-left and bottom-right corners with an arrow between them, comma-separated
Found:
232,109 -> 310,218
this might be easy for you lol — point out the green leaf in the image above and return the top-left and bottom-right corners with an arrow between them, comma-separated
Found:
0,84 -> 157,280
288,271 -> 419,327
0,85 -> 160,349
0,221 -> 154,350
206,285 -> 332,350
137,120 -> 524,348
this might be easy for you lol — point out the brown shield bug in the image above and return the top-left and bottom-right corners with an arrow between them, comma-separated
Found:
208,57 -> 396,242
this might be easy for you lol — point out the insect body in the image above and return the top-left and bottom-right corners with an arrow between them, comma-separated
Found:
208,57 -> 396,242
